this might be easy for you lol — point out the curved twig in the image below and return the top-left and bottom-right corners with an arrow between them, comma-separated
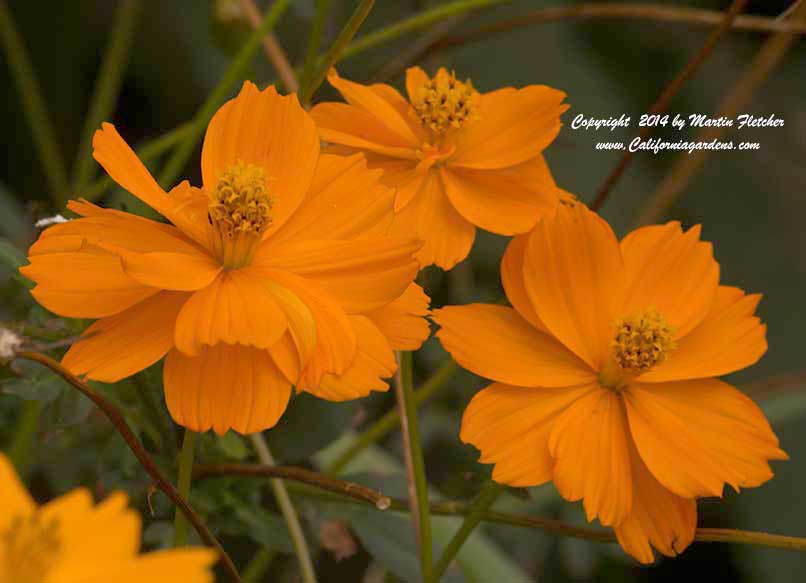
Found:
199,463 -> 806,553
14,351 -> 241,582
433,3 -> 806,53
195,463 -> 392,510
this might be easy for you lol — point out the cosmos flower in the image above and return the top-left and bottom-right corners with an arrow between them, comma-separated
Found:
311,67 -> 570,270
433,201 -> 787,563
0,453 -> 215,582
21,82 -> 429,435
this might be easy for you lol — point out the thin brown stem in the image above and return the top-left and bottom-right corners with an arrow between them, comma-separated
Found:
590,0 -> 749,211
432,3 -> 806,54
371,16 -> 464,83
743,371 -> 806,400
197,463 -> 806,553
237,0 -> 299,93
195,463 -> 392,509
635,1 -> 806,225
393,352 -> 423,549
14,351 -> 241,582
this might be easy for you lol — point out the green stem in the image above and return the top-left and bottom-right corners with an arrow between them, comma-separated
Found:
7,400 -> 42,476
341,0 -> 511,61
395,351 -> 434,582
250,433 -> 316,583
300,0 -> 334,92
300,0 -> 375,105
242,547 -> 275,582
0,0 -> 69,205
157,0 -> 290,189
326,358 -> 457,475
433,481 -> 502,579
173,429 -> 198,547
72,0 -> 142,192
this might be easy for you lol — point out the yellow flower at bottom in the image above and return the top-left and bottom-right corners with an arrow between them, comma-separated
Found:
433,201 -> 787,564
0,454 -> 215,582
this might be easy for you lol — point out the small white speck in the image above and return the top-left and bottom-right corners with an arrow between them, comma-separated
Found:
0,327 -> 22,363
35,215 -> 69,228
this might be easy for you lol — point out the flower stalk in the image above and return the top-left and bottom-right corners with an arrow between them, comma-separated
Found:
250,433 -> 317,583
394,350 -> 435,582
326,358 -> 457,475
173,429 -> 198,547
300,0 -> 375,105
432,481 -> 502,579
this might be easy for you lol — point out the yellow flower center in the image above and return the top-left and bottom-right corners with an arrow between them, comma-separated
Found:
2,513 -> 61,583
600,309 -> 676,391
208,161 -> 274,269
412,70 -> 480,135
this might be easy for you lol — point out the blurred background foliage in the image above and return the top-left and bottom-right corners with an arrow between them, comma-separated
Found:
1,0 -> 805,581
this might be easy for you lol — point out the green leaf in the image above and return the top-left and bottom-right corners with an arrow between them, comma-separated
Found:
1,360 -> 65,403
216,431 -> 250,460
267,392 -> 358,461
0,238 -> 26,270
0,181 -> 32,247
234,507 -> 294,553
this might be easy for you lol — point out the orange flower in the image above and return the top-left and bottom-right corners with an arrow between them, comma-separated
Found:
311,67 -> 570,270
0,453 -> 215,582
21,82 -> 430,435
433,201 -> 787,563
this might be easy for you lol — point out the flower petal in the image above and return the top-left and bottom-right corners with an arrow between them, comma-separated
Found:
433,304 -> 595,387
256,238 -> 420,314
642,286 -> 767,382
67,549 -> 216,583
40,491 -> 142,580
164,344 -> 292,435
63,292 -> 188,382
92,123 -> 172,217
405,66 -> 430,102
323,68 -> 421,146
440,155 -> 560,235
625,378 -> 788,499
201,82 -> 320,235
311,103 -> 419,159
312,316 -> 397,401
268,153 -> 396,246
620,222 -> 719,338
500,234 -> 548,332
523,202 -> 625,369
21,250 -> 159,318
365,283 -> 431,351
613,442 -> 697,564
260,270 -> 357,388
33,200 -> 201,255
174,270 -> 288,355
119,249 -> 222,292
269,332 -> 302,384
460,382 -> 597,487
548,389 -> 633,526
388,170 -> 475,270
0,453 -> 35,531
450,86 -> 568,170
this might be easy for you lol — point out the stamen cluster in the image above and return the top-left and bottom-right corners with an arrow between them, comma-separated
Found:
412,70 -> 480,135
209,161 -> 273,239
612,309 -> 676,373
